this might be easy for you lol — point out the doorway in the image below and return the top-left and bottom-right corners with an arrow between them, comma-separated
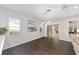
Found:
69,21 -> 77,38
47,24 -> 61,48
47,24 -> 59,39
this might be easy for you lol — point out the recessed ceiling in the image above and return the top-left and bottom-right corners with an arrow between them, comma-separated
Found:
0,4 -> 79,21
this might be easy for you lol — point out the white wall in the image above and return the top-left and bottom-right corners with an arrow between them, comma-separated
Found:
0,7 -> 44,50
59,20 -> 69,41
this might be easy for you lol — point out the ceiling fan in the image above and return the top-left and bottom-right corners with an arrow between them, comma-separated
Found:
62,4 -> 70,9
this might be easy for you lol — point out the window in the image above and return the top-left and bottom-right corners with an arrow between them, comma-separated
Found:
9,17 -> 20,35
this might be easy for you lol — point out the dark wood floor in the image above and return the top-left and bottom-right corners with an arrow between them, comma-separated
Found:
2,37 -> 75,55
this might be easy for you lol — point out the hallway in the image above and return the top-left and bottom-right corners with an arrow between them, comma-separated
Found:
2,37 -> 75,55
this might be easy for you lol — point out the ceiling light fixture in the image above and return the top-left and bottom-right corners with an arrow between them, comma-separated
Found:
74,6 -> 78,9
46,9 -> 51,12
44,9 -> 51,14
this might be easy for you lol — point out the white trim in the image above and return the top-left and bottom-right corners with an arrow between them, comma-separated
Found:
0,35 -> 5,55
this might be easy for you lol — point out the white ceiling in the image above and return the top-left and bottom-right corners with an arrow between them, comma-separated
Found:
0,4 -> 79,21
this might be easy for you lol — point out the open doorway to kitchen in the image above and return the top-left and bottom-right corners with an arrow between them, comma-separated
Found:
69,21 -> 77,38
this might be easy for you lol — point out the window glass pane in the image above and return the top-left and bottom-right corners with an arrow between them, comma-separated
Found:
9,17 -> 20,35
